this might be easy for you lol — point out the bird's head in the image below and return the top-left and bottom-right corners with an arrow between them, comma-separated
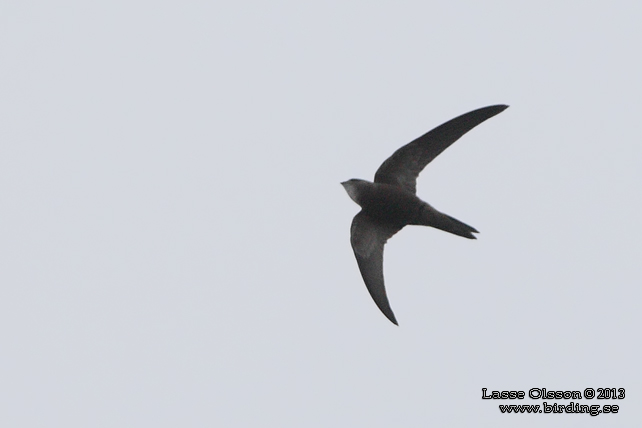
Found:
341,179 -> 370,205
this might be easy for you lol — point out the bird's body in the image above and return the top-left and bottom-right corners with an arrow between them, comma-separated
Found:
342,105 -> 508,325
343,180 -> 423,224
343,179 -> 478,237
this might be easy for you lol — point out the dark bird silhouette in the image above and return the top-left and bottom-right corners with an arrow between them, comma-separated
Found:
342,105 -> 508,325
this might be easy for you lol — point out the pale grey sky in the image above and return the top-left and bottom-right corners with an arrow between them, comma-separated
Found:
1,1 -> 641,427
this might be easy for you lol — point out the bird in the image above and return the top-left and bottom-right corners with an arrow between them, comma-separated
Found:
342,105 -> 508,325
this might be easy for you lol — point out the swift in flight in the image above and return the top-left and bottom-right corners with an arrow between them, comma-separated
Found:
342,105 -> 508,325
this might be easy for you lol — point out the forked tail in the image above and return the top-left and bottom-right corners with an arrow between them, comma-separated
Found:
415,206 -> 479,239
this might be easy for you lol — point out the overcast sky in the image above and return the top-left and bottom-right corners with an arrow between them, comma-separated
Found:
2,1 -> 641,427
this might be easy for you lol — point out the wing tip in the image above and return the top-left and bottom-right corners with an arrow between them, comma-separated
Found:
373,295 -> 399,325
484,104 -> 509,115
372,293 -> 399,325
385,310 -> 399,326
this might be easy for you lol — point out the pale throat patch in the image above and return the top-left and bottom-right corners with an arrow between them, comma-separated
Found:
343,182 -> 361,204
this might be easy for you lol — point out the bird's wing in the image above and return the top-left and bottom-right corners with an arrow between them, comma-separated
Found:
374,105 -> 508,194
350,211 -> 404,325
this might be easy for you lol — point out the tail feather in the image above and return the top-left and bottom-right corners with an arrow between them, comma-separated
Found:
438,213 -> 478,239
415,207 -> 478,239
